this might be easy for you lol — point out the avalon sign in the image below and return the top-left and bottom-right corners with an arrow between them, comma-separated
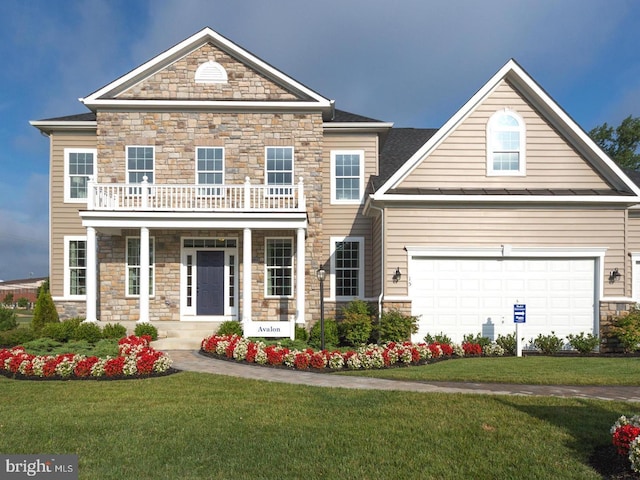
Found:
243,321 -> 294,339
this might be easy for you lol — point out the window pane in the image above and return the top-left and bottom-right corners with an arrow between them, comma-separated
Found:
266,147 -> 293,186
127,147 -> 154,183
266,239 -> 292,296
336,241 -> 360,297
334,153 -> 361,201
69,240 -> 87,295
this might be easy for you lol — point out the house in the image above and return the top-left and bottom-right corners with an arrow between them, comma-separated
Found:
0,277 -> 47,306
31,27 -> 640,350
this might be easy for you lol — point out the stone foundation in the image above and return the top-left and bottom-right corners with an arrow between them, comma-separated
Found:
599,301 -> 636,353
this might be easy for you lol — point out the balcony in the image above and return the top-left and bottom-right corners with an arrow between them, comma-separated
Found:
87,176 -> 306,212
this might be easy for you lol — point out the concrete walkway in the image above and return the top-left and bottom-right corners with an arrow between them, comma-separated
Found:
167,350 -> 640,402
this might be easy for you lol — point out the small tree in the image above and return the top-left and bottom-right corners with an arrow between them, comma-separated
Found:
17,297 -> 29,309
0,306 -> 18,331
31,284 -> 59,332
2,292 -> 14,307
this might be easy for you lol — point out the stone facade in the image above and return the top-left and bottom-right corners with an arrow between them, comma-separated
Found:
599,300 -> 635,353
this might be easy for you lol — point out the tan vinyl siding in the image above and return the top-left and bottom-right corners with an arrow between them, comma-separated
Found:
50,131 -> 97,297
322,132 -> 378,297
398,80 -> 610,190
627,210 -> 640,298
383,206 -> 626,298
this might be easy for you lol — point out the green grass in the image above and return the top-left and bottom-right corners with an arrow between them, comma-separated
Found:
338,356 -> 640,385
0,371 -> 634,479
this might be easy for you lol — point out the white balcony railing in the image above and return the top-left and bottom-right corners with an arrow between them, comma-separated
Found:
87,176 -> 305,212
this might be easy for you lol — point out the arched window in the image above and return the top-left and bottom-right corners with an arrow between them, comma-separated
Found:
487,110 -> 525,175
195,60 -> 228,84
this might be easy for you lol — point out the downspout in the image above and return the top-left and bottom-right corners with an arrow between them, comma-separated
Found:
370,204 -> 385,329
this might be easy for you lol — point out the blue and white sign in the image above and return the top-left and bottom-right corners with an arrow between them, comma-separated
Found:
514,304 -> 526,323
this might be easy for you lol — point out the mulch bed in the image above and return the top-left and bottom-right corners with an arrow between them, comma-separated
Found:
0,368 -> 181,381
589,444 -> 639,479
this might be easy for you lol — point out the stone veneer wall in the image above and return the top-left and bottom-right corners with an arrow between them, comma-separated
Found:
599,300 -> 636,353
55,301 -> 86,321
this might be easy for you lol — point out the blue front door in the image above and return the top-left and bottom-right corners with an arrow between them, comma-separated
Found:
197,251 -> 224,315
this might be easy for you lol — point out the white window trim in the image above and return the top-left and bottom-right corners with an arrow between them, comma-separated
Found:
63,235 -> 88,299
330,236 -> 365,300
64,148 -> 96,203
265,146 -> 294,190
331,150 -> 365,205
125,236 -> 156,298
486,109 -> 526,176
631,253 -> 640,301
264,237 -> 294,299
126,145 -> 155,184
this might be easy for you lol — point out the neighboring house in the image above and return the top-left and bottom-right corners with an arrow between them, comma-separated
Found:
0,277 -> 47,305
31,27 -> 640,349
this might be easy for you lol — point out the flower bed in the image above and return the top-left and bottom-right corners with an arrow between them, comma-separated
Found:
611,415 -> 640,474
200,334 -> 487,371
0,335 -> 174,380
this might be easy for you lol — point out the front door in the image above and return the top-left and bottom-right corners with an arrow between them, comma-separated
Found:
197,251 -> 225,315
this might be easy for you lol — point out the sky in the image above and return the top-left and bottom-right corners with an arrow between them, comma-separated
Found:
1,0 -> 640,281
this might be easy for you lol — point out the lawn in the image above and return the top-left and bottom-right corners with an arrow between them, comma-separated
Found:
338,356 -> 640,386
0,371 -> 636,479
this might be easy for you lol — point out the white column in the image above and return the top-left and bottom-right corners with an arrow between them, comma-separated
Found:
85,226 -> 97,323
295,227 -> 306,338
138,226 -> 150,324
242,228 -> 252,324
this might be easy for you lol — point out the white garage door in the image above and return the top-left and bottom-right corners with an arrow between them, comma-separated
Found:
409,257 -> 596,346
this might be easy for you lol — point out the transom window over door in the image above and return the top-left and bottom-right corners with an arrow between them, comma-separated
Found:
196,147 -> 224,195
64,149 -> 95,202
266,147 -> 293,195
487,110 -> 525,176
332,150 -> 364,204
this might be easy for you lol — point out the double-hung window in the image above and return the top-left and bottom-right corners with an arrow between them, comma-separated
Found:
331,150 -> 364,203
265,147 -> 293,196
65,237 -> 87,297
127,146 -> 154,193
265,238 -> 293,297
64,149 -> 95,202
126,237 -> 155,296
487,110 -> 526,176
331,237 -> 364,299
196,147 -> 224,195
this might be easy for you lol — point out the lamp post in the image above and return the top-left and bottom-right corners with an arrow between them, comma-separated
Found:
316,267 -> 326,351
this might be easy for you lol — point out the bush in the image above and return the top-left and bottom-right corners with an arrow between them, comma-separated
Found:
17,297 -> 29,309
462,333 -> 492,348
566,332 -> 600,354
0,328 -> 37,347
31,284 -> 59,332
375,309 -> 418,343
22,337 -> 64,354
102,323 -> 127,340
533,332 -> 564,354
3,292 -> 14,306
309,319 -> 339,350
339,300 -> 374,347
423,332 -> 452,345
0,306 -> 18,332
295,325 -> 309,343
134,322 -> 158,341
496,332 -> 517,355
609,307 -> 640,353
72,322 -> 103,343
41,318 -> 82,342
216,320 -> 243,337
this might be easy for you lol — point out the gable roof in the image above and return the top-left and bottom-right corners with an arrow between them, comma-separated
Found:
80,27 -> 334,119
372,59 -> 640,202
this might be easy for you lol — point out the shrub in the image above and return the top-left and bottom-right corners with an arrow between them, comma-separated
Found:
134,322 -> 158,341
31,284 -> 59,332
295,325 -> 309,343
533,332 -> 564,354
375,309 -> 419,343
3,293 -> 14,306
566,332 -> 600,354
102,323 -> 127,340
423,332 -> 452,345
609,307 -> 640,353
0,328 -> 37,347
496,332 -> 517,355
22,337 -> 64,354
339,300 -> 374,346
41,318 -> 81,342
0,306 -> 18,332
17,297 -> 29,309
462,333 -> 492,348
72,322 -> 103,343
216,320 -> 243,337
309,319 -> 339,350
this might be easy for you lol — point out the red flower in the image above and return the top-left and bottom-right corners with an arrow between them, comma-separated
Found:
310,352 -> 327,369
462,342 -> 482,356
613,424 -> 640,456
246,343 -> 258,363
294,353 -> 310,370
74,357 -> 100,377
104,357 -> 126,377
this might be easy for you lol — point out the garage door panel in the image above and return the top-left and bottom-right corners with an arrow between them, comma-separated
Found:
410,257 -> 596,345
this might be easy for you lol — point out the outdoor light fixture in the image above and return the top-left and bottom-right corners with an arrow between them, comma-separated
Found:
393,267 -> 402,283
316,267 -> 326,350
609,268 -> 621,282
